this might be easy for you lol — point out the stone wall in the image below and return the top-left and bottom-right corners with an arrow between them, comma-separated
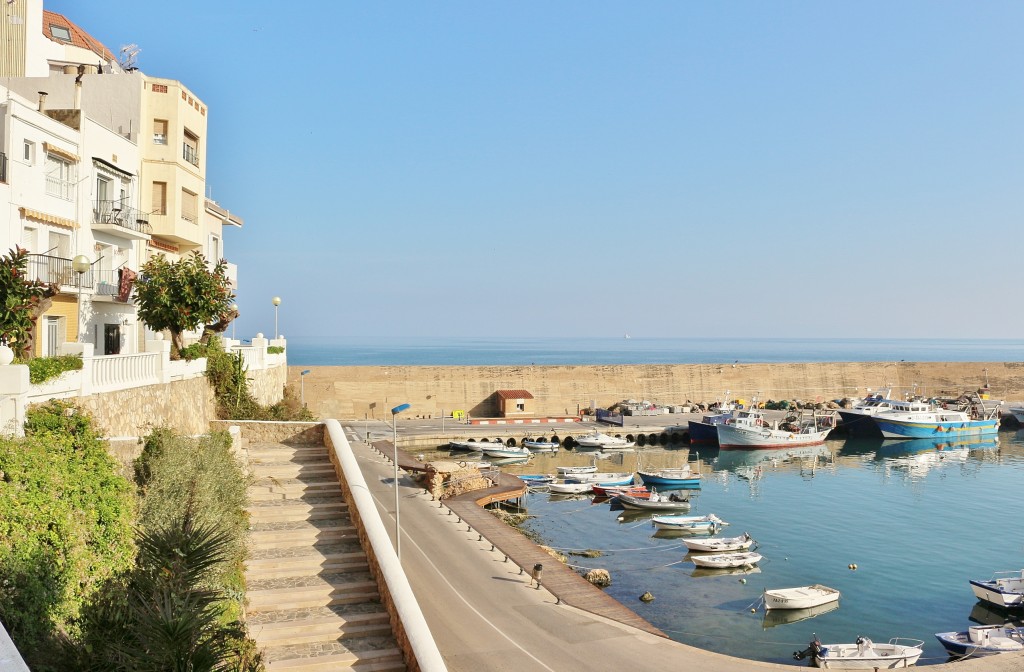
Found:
76,376 -> 216,437
209,420 -> 323,446
293,361 -> 1024,420
250,361 -> 287,406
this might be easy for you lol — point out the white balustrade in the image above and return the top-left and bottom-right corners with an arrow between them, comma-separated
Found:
91,352 -> 161,393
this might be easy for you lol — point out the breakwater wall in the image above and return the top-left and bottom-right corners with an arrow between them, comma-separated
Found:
289,361 -> 1024,420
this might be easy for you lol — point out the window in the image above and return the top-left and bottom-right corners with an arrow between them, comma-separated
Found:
183,129 -> 199,166
45,153 -> 75,200
153,119 -> 168,145
21,227 -> 36,251
209,235 -> 221,263
23,140 -> 34,163
48,231 -> 70,258
49,25 -> 71,42
151,83 -> 168,94
151,181 -> 167,215
181,188 -> 198,222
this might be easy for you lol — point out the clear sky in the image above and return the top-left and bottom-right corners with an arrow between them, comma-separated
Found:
47,1 -> 1024,341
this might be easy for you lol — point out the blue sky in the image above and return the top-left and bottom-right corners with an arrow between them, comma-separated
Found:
48,1 -> 1024,340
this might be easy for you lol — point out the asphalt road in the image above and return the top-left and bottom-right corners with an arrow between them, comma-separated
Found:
339,423 -> 1024,672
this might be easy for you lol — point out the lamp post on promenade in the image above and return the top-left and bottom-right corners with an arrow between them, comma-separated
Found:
391,402 -> 411,560
271,296 -> 281,339
72,255 -> 91,341
300,369 -> 311,406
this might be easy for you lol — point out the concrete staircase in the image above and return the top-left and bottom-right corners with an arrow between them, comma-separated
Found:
245,442 -> 406,671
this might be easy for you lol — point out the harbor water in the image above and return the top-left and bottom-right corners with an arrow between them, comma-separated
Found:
421,431 -> 1024,666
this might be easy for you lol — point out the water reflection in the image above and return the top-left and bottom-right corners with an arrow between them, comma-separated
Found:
761,600 -> 839,629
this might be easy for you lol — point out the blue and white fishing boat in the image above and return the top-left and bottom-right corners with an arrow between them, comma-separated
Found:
935,625 -> 1024,658
970,569 -> 1024,609
871,396 -> 1001,440
651,513 -> 727,532
637,464 -> 703,488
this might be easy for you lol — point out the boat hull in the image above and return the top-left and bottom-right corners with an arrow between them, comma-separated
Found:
683,534 -> 753,553
837,410 -> 884,437
813,640 -> 923,669
691,552 -> 762,569
970,579 -> 1024,609
934,626 -> 1024,658
875,418 -> 999,439
717,424 -> 830,449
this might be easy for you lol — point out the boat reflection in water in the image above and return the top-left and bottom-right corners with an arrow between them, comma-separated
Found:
970,601 -> 1023,628
713,444 -> 833,479
874,436 -> 999,458
689,565 -> 761,579
761,599 -> 839,629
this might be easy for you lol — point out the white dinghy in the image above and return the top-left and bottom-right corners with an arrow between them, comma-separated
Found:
764,584 -> 840,611
683,533 -> 754,553
690,551 -> 762,569
801,636 -> 924,669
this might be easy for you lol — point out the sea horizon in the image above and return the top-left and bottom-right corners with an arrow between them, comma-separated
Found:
283,336 -> 1024,367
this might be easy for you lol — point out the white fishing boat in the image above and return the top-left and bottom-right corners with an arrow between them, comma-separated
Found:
804,636 -> 924,669
547,480 -> 593,495
448,440 -> 483,451
522,439 -> 559,452
935,624 -> 1024,658
716,409 -> 834,449
690,551 -> 762,569
481,445 -> 531,459
556,464 -> 597,476
574,432 -> 635,450
651,513 -> 728,532
683,532 -> 754,553
763,584 -> 840,611
970,569 -> 1024,609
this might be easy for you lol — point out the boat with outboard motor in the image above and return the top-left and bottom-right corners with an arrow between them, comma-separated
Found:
797,636 -> 925,669
935,624 -> 1024,658
970,569 -> 1024,609
616,490 -> 691,511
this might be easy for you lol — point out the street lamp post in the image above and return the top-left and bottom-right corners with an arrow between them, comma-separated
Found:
300,369 -> 311,406
230,303 -> 238,341
391,403 -> 411,560
271,296 -> 281,339
72,255 -> 91,342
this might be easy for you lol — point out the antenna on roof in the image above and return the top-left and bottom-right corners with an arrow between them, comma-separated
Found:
118,44 -> 140,71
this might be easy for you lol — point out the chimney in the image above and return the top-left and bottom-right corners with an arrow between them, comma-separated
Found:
37,91 -> 48,112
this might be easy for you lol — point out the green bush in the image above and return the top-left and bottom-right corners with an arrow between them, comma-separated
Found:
16,354 -> 84,384
267,345 -> 284,354
204,337 -> 313,421
179,342 -> 209,361
0,402 -> 136,666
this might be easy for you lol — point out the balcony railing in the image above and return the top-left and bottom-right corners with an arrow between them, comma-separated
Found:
45,175 -> 74,200
26,253 -> 94,289
183,143 -> 199,166
92,200 -> 152,234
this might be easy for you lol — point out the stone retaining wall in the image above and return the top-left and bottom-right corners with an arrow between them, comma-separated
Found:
209,420 -> 323,446
75,376 -> 216,437
293,361 -> 1024,420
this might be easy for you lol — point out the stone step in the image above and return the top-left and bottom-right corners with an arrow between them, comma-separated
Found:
265,645 -> 404,671
247,500 -> 348,523
248,446 -> 328,460
246,550 -> 369,580
248,487 -> 345,503
248,579 -> 379,611
249,522 -> 356,550
252,611 -> 392,647
249,462 -> 336,479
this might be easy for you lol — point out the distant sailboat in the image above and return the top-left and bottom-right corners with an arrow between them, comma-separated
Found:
624,333 -> 631,340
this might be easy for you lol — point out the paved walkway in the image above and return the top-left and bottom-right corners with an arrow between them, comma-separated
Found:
347,425 -> 1024,672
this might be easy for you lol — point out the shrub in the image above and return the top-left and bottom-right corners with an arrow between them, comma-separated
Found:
17,354 -> 83,384
179,342 -> 209,361
0,402 -> 135,665
267,345 -> 284,354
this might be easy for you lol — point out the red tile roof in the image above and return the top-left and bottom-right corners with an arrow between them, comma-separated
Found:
42,10 -> 116,63
496,390 -> 534,400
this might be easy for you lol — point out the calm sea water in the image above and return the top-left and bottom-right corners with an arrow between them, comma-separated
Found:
287,336 -> 1024,366
419,432 -> 1024,666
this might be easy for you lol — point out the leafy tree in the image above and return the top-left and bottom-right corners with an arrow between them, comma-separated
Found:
134,252 -> 235,358
0,246 -> 59,359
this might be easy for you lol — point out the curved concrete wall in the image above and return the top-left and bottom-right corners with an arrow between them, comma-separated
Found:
292,361 -> 1024,420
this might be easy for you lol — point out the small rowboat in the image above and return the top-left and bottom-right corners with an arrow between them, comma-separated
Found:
518,474 -> 553,485
556,464 -> 597,476
566,471 -> 633,485
548,480 -> 593,494
935,624 -> 1024,658
651,514 -> 727,532
617,491 -> 691,511
592,484 -> 649,498
637,465 -> 703,488
691,551 -> 762,569
448,440 -> 483,451
481,445 -> 531,459
804,637 -> 924,669
763,584 -> 840,611
683,532 -> 754,553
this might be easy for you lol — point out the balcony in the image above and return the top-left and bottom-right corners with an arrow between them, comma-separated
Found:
183,143 -> 199,167
26,253 -> 94,289
92,269 -> 134,301
1,152 -> 7,183
92,200 -> 152,240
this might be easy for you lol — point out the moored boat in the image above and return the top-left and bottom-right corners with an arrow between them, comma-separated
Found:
871,395 -> 1001,439
556,464 -> 597,476
617,490 -> 691,511
690,551 -> 762,569
716,409 -> 834,449
574,432 -> 635,450
518,474 -> 553,485
592,484 -> 649,498
448,440 -> 483,451
522,439 -> 559,452
935,624 -> 1024,658
547,480 -> 593,495
763,584 -> 840,611
970,570 -> 1024,609
565,471 -> 633,485
651,513 -> 727,532
836,388 -> 895,437
481,445 -> 531,459
637,464 -> 703,488
802,636 -> 924,669
683,532 -> 754,553
688,394 -> 738,445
